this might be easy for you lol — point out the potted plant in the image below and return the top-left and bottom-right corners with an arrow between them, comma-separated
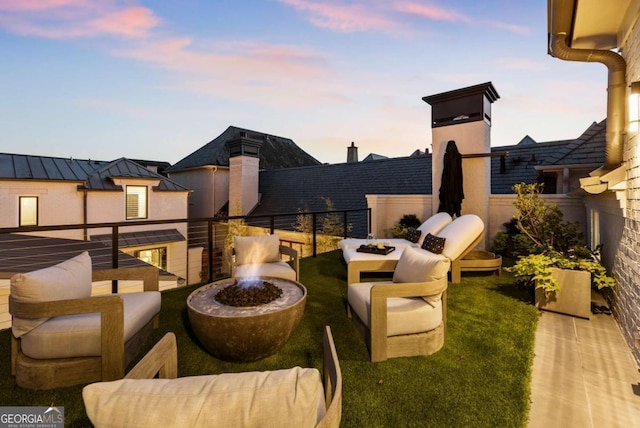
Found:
391,214 -> 421,239
504,183 -> 615,319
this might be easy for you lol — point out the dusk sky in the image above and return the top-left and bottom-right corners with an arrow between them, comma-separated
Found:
1,0 -> 607,165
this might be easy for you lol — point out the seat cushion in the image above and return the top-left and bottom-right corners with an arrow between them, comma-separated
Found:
234,235 -> 281,265
21,291 -> 161,359
416,212 -> 452,246
348,282 -> 442,336
83,367 -> 326,428
11,251 -> 92,338
392,247 -> 450,283
234,262 -> 296,281
438,214 -> 484,260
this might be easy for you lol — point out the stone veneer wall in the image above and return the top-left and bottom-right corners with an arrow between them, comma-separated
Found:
617,17 -> 640,364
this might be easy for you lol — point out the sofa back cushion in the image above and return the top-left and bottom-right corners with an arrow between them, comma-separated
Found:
83,367 -> 326,428
417,212 -> 452,246
438,214 -> 484,260
234,235 -> 281,266
393,247 -> 450,283
10,251 -> 92,337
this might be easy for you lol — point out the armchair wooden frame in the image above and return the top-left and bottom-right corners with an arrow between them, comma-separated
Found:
349,276 -> 448,362
231,245 -> 300,281
123,326 -> 342,427
10,266 -> 159,390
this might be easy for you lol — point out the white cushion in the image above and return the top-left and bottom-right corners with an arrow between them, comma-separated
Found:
10,251 -> 92,338
235,262 -> 296,281
416,212 -> 453,246
392,247 -> 450,283
21,291 -> 161,359
348,282 -> 443,336
437,214 -> 484,260
234,235 -> 281,266
83,367 -> 326,428
339,238 -> 416,251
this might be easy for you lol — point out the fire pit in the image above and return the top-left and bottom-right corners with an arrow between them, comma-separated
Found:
187,277 -> 307,362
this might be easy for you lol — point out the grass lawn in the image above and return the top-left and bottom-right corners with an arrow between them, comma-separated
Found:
0,250 -> 538,427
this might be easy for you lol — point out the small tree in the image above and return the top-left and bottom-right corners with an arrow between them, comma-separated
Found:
512,182 -> 583,253
293,197 -> 351,254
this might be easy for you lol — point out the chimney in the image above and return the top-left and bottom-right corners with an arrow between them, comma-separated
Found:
347,142 -> 358,163
423,82 -> 500,249
228,132 -> 263,216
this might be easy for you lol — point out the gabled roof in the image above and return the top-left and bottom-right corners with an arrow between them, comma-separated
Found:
0,154 -> 189,192
167,126 -> 322,172
491,119 -> 606,193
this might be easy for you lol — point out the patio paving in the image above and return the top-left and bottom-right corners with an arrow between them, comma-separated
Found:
528,298 -> 640,427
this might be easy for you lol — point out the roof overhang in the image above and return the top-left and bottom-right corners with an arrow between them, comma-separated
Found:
548,0 -> 639,50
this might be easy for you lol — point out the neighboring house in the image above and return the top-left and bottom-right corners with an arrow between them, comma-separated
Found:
255,156 -> 432,237
166,126 -> 321,218
0,154 -> 192,283
491,120 -> 607,194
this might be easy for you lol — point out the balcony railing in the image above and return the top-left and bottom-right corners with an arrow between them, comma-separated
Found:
0,208 -> 371,286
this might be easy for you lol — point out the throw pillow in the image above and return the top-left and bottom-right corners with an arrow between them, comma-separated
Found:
393,247 -> 450,283
421,233 -> 446,254
404,227 -> 422,243
234,234 -> 281,266
83,367 -> 326,428
10,251 -> 93,337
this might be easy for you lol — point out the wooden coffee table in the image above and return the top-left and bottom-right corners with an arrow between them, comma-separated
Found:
342,247 -> 404,285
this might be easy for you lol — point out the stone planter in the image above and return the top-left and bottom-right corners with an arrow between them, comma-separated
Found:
535,268 -> 592,319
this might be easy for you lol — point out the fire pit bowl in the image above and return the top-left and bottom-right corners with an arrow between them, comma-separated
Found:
187,277 -> 307,362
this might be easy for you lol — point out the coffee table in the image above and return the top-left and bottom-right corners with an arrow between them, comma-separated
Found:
342,247 -> 405,285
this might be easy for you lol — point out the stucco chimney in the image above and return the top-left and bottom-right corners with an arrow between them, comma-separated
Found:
347,142 -> 358,163
423,82 -> 500,249
228,132 -> 263,216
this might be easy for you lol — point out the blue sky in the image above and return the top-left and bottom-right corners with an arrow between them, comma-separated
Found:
0,0 -> 607,165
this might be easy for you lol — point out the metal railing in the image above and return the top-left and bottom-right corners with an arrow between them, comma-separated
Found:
0,208 -> 371,285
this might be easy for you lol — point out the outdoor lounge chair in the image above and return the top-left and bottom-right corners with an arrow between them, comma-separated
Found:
9,251 -> 160,390
339,212 -> 453,251
231,234 -> 299,281
347,214 -> 484,362
342,214 -> 484,284
82,326 -> 342,428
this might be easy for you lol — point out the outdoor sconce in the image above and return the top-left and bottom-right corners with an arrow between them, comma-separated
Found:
629,81 -> 640,132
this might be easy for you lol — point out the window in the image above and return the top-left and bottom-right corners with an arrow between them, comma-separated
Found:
126,186 -> 148,220
19,196 -> 38,226
135,247 -> 167,270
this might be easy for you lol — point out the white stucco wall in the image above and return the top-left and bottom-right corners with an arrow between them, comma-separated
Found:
229,156 -> 259,216
169,167 -> 230,218
432,120 -> 491,250
0,180 -> 85,239
366,195 -> 433,238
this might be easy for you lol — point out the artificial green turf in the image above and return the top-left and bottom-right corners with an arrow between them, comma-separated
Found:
0,250 -> 538,427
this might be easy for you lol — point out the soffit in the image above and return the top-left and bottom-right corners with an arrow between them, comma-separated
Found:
570,0 -> 634,49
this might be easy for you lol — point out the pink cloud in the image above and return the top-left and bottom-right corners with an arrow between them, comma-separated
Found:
89,6 -> 159,38
0,0 -> 88,12
278,0 -> 399,33
485,20 -> 531,36
392,1 -> 470,23
0,1 -> 159,38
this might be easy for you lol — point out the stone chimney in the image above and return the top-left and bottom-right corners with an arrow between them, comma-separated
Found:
228,132 -> 263,216
347,142 -> 358,163
423,82 -> 500,249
